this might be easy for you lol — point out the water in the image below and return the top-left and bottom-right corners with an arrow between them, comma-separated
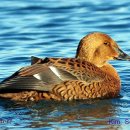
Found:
0,0 -> 130,129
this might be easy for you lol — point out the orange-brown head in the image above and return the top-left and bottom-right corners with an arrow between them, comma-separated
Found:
76,32 -> 130,67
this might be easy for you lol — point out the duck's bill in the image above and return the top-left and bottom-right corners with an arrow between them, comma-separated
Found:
114,48 -> 130,61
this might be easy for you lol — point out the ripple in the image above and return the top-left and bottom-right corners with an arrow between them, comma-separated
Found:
0,0 -> 130,129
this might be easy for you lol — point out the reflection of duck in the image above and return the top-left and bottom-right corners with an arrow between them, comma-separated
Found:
0,99 -> 119,129
26,100 -> 119,129
0,32 -> 130,101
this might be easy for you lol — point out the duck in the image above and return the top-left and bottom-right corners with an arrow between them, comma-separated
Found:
0,32 -> 130,101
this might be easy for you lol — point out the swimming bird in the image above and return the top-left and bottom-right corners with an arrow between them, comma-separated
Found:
0,32 -> 130,101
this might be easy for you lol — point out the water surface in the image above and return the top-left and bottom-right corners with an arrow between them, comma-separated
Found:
0,0 -> 130,129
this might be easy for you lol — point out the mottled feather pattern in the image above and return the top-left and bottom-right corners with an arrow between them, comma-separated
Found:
45,58 -> 105,82
51,80 -> 119,101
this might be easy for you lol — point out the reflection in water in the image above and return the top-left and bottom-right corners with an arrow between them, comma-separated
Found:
0,99 -> 121,129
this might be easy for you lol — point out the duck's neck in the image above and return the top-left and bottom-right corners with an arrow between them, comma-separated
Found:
99,63 -> 120,82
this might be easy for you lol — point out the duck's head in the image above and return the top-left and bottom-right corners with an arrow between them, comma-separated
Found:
76,32 -> 130,67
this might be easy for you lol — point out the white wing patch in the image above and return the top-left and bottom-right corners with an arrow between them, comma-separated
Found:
33,74 -> 41,80
49,66 -> 62,79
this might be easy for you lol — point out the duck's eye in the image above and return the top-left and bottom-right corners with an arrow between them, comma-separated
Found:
104,42 -> 109,45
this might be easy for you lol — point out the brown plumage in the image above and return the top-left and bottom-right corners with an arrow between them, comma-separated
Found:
0,32 -> 130,101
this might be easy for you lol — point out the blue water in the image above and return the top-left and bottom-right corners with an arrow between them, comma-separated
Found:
0,0 -> 130,129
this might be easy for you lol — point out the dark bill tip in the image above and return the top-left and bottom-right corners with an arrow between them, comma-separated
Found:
115,48 -> 130,61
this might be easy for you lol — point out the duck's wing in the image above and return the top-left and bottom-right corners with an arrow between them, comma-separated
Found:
0,63 -> 78,91
31,57 -> 104,82
0,58 -> 104,92
44,58 -> 105,83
